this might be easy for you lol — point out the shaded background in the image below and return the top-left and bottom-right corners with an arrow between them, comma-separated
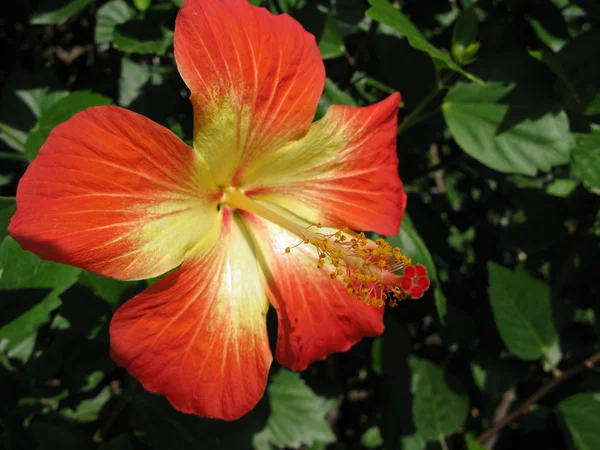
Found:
1,0 -> 599,449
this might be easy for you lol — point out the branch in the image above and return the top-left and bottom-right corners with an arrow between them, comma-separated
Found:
476,351 -> 600,445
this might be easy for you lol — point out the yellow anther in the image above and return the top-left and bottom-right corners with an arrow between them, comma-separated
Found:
337,268 -> 344,275
285,247 -> 291,253
317,222 -> 322,228
330,271 -> 337,279
376,238 -> 385,246
340,235 -> 347,241
362,260 -> 372,268
378,259 -> 388,268
343,275 -> 350,283
347,287 -> 354,294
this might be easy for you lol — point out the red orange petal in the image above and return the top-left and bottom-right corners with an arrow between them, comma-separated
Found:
175,0 -> 325,186
243,211 -> 384,371
243,94 -> 405,236
110,209 -> 272,420
9,106 -> 218,280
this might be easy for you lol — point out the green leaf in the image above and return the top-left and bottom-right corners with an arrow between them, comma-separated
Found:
62,387 -> 112,422
554,29 -> 600,115
113,20 -> 174,55
30,0 -> 94,25
24,91 -> 112,161
118,57 -> 152,107
366,0 -> 483,84
412,359 -> 469,441
545,179 -> 579,197
253,370 -> 336,449
528,18 -> 567,53
377,215 -> 447,323
443,82 -> 572,175
464,433 -> 486,450
0,236 -> 80,361
0,236 -> 80,290
316,78 -> 357,119
571,131 -> 600,192
0,290 -> 61,362
529,48 -> 580,104
96,0 -> 132,44
361,427 -> 384,448
0,69 -> 68,153
558,393 -> 600,450
318,15 -> 345,60
0,197 -> 16,242
78,271 -> 136,306
487,262 -> 559,361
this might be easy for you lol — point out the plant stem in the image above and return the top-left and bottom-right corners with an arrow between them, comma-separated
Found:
439,434 -> 449,450
476,351 -> 600,445
397,73 -> 454,136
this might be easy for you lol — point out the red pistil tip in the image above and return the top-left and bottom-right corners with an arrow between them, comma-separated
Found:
402,264 -> 430,300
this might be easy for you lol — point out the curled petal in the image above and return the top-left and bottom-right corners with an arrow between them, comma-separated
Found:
243,210 -> 384,371
243,94 -> 405,236
110,209 -> 272,420
9,106 -> 218,280
175,0 -> 325,186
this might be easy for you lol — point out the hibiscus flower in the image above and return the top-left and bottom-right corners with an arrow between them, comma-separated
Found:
8,0 -> 428,420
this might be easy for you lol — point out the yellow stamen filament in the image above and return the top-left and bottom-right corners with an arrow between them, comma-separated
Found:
223,188 -> 411,307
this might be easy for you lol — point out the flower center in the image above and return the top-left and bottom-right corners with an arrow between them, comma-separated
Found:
223,188 -> 429,306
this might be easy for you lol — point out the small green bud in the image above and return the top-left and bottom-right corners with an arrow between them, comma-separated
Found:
134,0 -> 151,12
452,6 -> 481,66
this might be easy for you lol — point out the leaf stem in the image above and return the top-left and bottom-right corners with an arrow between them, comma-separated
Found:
476,351 -> 600,446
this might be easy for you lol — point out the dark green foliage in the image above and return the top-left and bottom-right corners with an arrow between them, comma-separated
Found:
1,1 -> 599,449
